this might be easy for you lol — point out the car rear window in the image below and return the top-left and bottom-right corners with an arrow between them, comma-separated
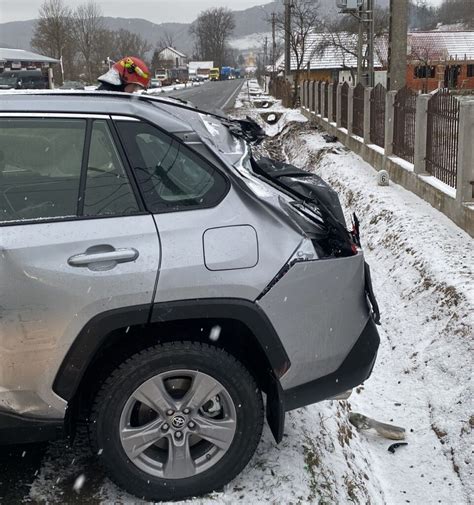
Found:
115,121 -> 228,213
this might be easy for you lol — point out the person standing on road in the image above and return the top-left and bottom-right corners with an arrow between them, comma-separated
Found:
97,56 -> 151,92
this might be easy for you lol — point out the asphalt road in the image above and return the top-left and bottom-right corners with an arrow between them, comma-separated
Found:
0,78 -> 245,505
160,78 -> 244,112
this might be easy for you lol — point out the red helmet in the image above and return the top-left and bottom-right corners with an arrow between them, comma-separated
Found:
98,56 -> 151,89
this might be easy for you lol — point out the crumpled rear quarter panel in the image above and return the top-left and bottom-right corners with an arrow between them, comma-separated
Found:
257,253 -> 370,390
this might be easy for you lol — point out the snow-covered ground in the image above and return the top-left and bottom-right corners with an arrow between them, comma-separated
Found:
26,80 -> 473,504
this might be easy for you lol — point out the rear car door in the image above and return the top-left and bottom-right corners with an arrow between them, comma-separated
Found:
0,114 -> 160,417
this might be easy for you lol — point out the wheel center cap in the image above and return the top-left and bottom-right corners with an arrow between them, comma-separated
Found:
171,415 -> 186,429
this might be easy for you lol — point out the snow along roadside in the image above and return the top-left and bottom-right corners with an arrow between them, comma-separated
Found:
235,79 -> 473,503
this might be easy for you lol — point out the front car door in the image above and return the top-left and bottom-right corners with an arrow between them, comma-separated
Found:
0,114 -> 160,419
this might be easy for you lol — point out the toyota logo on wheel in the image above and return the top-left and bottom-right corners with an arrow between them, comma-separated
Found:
171,415 -> 186,429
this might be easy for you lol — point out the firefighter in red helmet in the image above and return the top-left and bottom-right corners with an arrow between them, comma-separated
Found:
97,56 -> 151,92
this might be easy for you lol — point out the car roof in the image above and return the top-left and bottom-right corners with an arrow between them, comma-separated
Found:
0,91 -> 195,134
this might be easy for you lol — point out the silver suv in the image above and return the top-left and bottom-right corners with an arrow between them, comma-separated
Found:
0,92 -> 380,501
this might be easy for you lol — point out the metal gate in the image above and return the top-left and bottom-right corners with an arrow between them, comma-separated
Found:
426,89 -> 460,188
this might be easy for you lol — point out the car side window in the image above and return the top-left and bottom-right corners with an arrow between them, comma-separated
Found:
84,120 -> 139,217
115,121 -> 228,213
0,118 -> 86,223
0,117 -> 140,224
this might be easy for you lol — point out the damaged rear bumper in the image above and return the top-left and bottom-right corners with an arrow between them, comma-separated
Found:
282,317 -> 380,411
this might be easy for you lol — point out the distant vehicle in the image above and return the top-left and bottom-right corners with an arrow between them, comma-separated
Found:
155,68 -> 171,86
209,67 -> 220,81
220,66 -> 232,80
168,67 -> 189,84
59,80 -> 85,90
0,70 -> 49,90
149,78 -> 162,88
232,68 -> 244,79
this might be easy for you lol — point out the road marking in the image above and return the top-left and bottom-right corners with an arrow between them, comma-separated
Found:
221,81 -> 245,110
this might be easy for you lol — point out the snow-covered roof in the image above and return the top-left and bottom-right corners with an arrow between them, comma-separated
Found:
160,46 -> 187,58
408,31 -> 474,61
0,48 -> 59,64
274,32 -> 383,71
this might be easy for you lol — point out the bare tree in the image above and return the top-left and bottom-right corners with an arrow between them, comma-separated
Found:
31,0 -> 75,83
190,7 -> 235,68
273,0 -> 321,104
73,1 -> 104,83
318,6 -> 390,83
156,30 -> 175,52
438,0 -> 473,28
112,29 -> 152,61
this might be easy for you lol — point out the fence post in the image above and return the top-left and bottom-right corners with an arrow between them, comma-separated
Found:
300,80 -> 305,107
305,80 -> 309,108
328,83 -> 334,123
456,100 -> 474,203
364,86 -> 372,144
347,85 -> 354,135
414,94 -> 430,174
336,83 -> 342,127
321,82 -> 326,118
384,90 -> 397,156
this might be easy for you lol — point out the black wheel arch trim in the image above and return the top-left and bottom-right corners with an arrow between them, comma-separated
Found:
53,299 -> 291,404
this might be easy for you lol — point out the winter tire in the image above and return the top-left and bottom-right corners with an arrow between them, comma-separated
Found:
89,341 -> 264,501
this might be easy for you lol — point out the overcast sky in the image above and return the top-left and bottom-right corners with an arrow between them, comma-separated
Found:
0,0 -> 279,24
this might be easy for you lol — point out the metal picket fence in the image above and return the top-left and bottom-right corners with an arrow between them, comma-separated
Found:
340,82 -> 349,129
393,86 -> 417,163
370,83 -> 386,148
426,89 -> 460,188
323,83 -> 329,118
352,83 -> 365,137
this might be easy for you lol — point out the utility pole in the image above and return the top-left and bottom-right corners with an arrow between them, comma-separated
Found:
367,0 -> 375,87
272,12 -> 277,75
264,36 -> 268,70
357,5 -> 363,85
387,0 -> 408,90
284,0 -> 292,78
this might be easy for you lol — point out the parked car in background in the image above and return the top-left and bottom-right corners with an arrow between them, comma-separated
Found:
0,91 -> 380,503
59,80 -> 85,90
149,78 -> 162,88
0,70 -> 49,90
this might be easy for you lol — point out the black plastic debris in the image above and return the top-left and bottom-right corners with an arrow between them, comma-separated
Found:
388,442 -> 408,454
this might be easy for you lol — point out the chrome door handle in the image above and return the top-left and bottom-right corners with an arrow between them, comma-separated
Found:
68,248 -> 139,267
